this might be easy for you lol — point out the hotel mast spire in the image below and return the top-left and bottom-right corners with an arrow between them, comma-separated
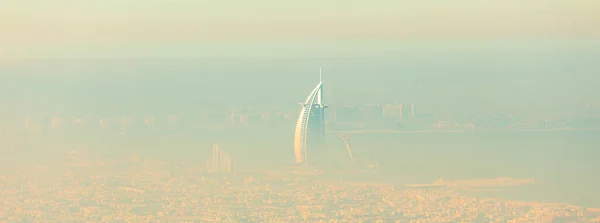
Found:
319,67 -> 322,83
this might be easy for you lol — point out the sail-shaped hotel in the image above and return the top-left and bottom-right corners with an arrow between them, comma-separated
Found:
293,70 -> 328,165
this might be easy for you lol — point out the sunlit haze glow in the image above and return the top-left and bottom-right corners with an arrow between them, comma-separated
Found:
1,0 -> 600,59
1,1 -> 600,222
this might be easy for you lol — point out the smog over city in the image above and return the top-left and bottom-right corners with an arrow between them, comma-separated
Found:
1,0 -> 600,222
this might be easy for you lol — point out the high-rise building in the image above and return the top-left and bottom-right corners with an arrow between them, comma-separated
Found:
239,113 -> 250,124
293,70 -> 327,165
206,144 -> 233,174
382,104 -> 401,118
227,112 -> 237,125
400,104 -> 416,120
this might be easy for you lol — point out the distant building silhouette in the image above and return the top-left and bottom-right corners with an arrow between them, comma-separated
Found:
400,104 -> 416,120
206,144 -> 233,174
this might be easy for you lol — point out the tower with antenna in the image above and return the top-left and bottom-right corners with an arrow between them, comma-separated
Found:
293,68 -> 328,165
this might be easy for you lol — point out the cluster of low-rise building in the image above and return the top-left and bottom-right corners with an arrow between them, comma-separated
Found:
0,158 -> 599,223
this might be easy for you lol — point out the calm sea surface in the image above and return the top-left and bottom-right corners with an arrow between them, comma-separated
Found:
347,130 -> 600,207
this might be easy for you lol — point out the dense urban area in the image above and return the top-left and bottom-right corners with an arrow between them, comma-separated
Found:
1,154 -> 599,223
1,103 -> 599,222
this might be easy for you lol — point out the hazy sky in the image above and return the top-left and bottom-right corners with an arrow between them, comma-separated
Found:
1,0 -> 599,59
1,1 -> 599,114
